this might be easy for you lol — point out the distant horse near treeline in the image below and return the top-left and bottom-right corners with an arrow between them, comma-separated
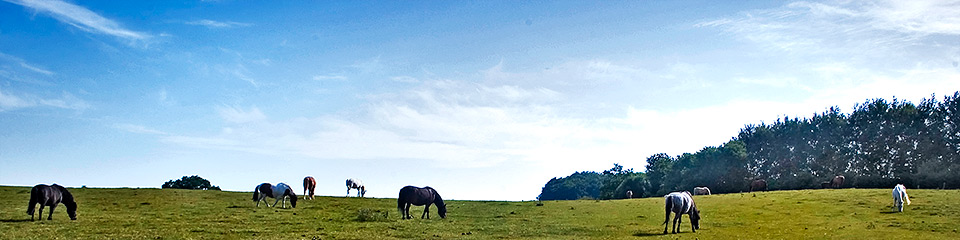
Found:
750,179 -> 767,192
27,184 -> 77,221
397,186 -> 446,219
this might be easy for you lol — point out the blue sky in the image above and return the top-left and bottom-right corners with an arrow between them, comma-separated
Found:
1,0 -> 958,201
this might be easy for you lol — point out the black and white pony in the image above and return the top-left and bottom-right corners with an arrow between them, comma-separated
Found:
663,191 -> 700,234
346,178 -> 366,197
27,184 -> 77,221
397,186 -> 446,219
252,183 -> 297,208
892,184 -> 911,212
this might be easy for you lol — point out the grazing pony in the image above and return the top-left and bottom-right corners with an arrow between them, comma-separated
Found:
303,176 -> 316,200
346,178 -> 366,197
693,187 -> 711,195
892,184 -> 911,212
663,191 -> 700,234
397,186 -> 446,219
27,184 -> 77,221
626,190 -> 634,199
831,175 -> 845,188
750,179 -> 767,192
252,183 -> 297,208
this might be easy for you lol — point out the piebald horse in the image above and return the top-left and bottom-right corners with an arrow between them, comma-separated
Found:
398,186 -> 446,219
892,184 -> 911,212
303,176 -> 316,200
346,178 -> 366,197
663,191 -> 700,234
253,183 -> 297,208
27,184 -> 77,221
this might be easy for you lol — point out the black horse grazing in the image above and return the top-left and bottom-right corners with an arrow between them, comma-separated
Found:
27,184 -> 77,221
397,186 -> 446,219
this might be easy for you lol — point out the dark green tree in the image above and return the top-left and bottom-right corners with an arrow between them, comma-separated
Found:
162,175 -> 221,190
538,171 -> 602,200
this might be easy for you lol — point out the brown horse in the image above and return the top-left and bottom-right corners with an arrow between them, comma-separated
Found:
303,176 -> 316,200
831,175 -> 845,189
750,179 -> 767,192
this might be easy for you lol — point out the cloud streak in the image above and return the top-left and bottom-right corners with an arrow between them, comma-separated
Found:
185,19 -> 251,29
4,0 -> 149,41
696,0 -> 960,56
0,88 -> 91,112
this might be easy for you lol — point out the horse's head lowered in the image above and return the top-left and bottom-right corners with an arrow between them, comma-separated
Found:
437,203 -> 447,218
286,188 -> 298,208
57,185 -> 78,220
689,208 -> 700,230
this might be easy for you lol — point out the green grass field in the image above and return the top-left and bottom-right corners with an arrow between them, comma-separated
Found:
1,186 -> 958,239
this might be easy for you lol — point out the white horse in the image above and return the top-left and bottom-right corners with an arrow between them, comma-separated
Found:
346,178 -> 366,197
253,182 -> 297,208
892,184 -> 911,212
693,187 -> 711,195
663,191 -> 700,234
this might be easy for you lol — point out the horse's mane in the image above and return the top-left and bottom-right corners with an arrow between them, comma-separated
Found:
52,184 -> 75,203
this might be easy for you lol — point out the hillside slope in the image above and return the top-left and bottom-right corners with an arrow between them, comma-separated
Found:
1,186 -> 957,239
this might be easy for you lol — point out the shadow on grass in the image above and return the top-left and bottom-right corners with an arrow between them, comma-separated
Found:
632,230 -> 666,237
0,218 -> 33,223
880,211 -> 902,214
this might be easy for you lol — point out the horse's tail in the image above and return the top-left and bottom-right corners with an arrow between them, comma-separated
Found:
252,185 -> 260,201
663,196 -> 673,225
903,189 -> 911,205
27,186 -> 39,215
397,197 -> 405,216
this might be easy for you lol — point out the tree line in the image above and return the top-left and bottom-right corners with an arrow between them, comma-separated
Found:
539,92 -> 960,200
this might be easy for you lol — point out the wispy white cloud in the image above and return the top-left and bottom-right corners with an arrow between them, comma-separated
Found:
115,124 -> 168,135
312,75 -> 348,81
215,63 -> 259,87
390,76 -> 419,83
0,88 -> 34,111
0,88 -> 91,112
218,105 -> 266,123
3,0 -> 150,41
185,19 -> 251,29
697,0 -> 960,55
0,51 -> 55,76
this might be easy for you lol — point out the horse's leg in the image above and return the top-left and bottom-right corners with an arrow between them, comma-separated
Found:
38,205 -> 44,221
48,204 -> 56,220
273,197 -> 281,208
690,213 -> 696,233
346,187 -> 350,197
421,204 -> 430,219
404,203 -> 412,219
673,213 -> 683,233
663,211 -> 670,234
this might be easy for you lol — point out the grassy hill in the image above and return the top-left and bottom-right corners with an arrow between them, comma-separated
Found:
1,186 -> 958,239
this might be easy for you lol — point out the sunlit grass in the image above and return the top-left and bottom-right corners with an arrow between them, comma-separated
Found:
1,186 -> 957,239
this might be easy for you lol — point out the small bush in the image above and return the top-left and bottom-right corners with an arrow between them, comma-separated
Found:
356,208 -> 389,222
